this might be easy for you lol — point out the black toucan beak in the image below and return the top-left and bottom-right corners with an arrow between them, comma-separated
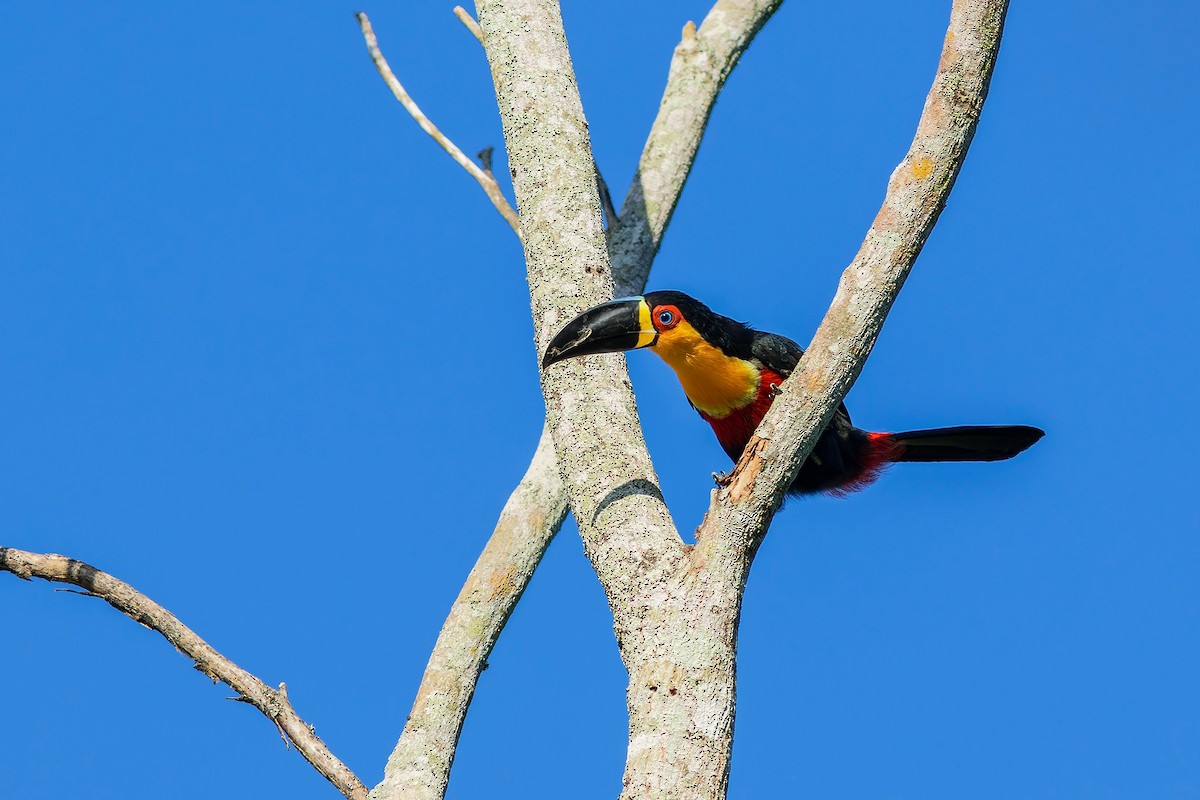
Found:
542,296 -> 657,368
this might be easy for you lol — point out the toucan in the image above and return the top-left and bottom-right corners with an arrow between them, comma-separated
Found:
542,291 -> 1043,496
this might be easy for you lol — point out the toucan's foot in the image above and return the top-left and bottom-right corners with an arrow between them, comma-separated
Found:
713,471 -> 733,487
768,382 -> 783,398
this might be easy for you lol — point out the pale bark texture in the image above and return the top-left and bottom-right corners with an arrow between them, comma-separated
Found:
475,0 -> 682,586
373,427 -> 566,800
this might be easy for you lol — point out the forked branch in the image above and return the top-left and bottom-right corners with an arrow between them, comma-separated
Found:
0,547 -> 368,800
370,2 -> 785,798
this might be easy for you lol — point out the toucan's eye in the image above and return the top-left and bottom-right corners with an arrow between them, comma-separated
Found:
652,304 -> 681,331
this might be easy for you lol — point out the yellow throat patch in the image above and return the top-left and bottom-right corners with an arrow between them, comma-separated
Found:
650,321 -> 760,418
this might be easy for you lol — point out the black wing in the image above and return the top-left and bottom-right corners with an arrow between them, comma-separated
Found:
748,330 -> 854,426
748,331 -> 803,377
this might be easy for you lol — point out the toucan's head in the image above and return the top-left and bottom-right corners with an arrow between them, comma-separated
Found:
542,291 -> 766,418
543,291 -> 764,418
541,291 -> 732,368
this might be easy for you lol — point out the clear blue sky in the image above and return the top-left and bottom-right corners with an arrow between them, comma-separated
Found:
3,2 -> 1197,798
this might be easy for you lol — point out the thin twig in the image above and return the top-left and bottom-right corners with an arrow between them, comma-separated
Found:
355,12 -> 521,238
0,547 -> 369,800
452,6 -> 484,44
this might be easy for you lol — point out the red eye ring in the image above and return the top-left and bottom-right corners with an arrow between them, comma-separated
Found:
653,304 -> 681,331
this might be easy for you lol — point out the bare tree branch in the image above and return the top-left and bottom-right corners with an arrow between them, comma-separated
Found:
452,6 -> 485,45
608,0 -> 785,296
373,426 -> 567,800
699,0 -> 1010,568
0,547 -> 368,800
355,12 -> 521,238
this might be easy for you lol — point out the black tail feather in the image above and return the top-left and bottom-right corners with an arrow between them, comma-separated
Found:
891,425 -> 1044,463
